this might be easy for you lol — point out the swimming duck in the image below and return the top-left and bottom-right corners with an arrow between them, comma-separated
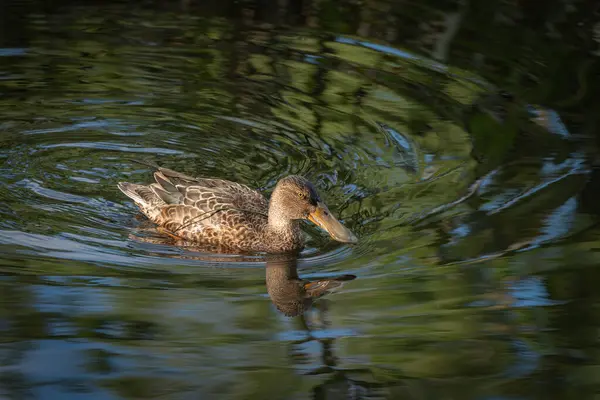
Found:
117,167 -> 357,253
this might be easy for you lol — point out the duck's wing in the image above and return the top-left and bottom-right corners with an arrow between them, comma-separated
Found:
141,168 -> 269,235
152,167 -> 269,214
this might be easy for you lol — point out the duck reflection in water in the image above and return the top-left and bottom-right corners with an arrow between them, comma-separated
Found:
117,233 -> 384,398
265,255 -> 356,318
267,256 -> 389,399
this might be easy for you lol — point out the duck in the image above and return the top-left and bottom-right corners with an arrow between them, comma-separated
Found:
117,166 -> 357,253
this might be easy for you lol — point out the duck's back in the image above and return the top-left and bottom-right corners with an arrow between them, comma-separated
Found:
118,167 -> 271,251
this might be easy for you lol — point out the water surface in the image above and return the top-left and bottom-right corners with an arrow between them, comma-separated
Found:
1,1 -> 600,399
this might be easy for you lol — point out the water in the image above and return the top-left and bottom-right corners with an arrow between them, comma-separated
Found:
1,1 -> 600,399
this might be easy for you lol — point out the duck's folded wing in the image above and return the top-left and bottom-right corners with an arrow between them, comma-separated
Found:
158,202 -> 267,237
150,168 -> 269,215
157,204 -> 207,233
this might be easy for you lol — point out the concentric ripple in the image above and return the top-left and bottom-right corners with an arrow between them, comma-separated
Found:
0,9 -> 587,275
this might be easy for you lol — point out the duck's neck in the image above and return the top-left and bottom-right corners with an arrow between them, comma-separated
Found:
265,195 -> 303,251
267,188 -> 290,230
267,204 -> 297,235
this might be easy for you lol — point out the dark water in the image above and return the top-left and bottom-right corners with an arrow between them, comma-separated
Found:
2,0 -> 600,398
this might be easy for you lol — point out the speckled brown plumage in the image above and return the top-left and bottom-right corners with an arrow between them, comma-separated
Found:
118,167 -> 343,253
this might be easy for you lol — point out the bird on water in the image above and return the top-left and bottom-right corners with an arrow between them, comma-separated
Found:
118,166 -> 357,253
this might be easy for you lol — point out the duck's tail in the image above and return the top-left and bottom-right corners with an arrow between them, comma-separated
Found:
117,182 -> 164,220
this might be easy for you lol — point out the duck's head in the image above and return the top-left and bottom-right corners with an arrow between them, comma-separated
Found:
269,175 -> 358,244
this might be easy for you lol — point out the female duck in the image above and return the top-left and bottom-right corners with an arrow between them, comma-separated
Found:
118,167 -> 357,253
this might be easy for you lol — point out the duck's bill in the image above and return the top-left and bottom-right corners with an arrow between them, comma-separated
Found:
308,202 -> 358,244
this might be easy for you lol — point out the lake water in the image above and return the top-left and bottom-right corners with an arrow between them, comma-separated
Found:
1,1 -> 600,399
